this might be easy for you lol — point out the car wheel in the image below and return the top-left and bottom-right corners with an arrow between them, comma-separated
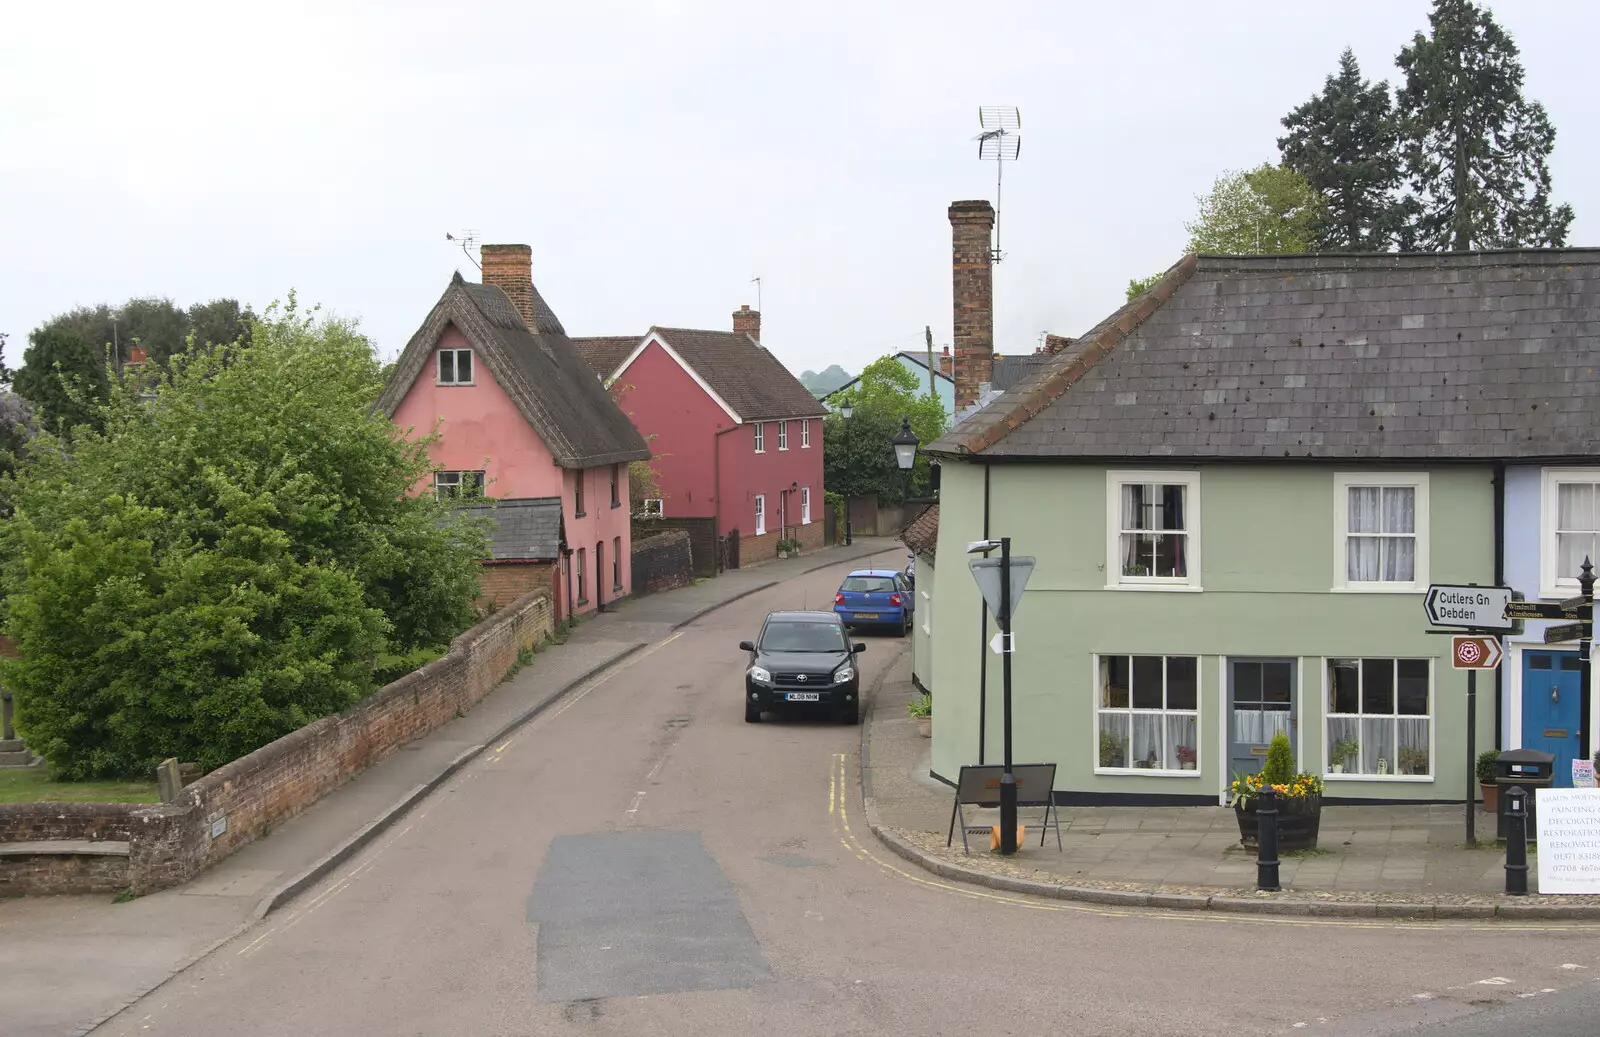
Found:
745,702 -> 762,723
840,708 -> 859,725
900,615 -> 911,638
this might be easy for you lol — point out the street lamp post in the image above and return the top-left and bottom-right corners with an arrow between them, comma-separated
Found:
840,400 -> 853,546
892,415 -> 918,501
966,538 -> 1035,856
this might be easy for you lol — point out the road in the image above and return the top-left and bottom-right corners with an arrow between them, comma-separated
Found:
96,556 -> 1600,1036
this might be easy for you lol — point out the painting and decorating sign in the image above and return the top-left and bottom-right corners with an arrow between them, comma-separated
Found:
1536,789 -> 1600,894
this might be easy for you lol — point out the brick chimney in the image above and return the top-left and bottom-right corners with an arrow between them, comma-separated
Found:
938,345 -> 953,377
1044,334 -> 1074,355
733,304 -> 761,341
949,200 -> 995,413
480,244 -> 536,328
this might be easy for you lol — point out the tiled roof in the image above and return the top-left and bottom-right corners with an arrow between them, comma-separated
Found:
928,250 -> 1600,461
900,504 -> 939,560
571,336 -> 641,380
991,354 -> 1052,391
458,497 -> 564,561
650,328 -> 828,422
377,274 -> 650,468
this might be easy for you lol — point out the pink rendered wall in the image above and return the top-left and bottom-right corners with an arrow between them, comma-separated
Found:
716,418 -> 824,542
611,341 -> 726,521
564,463 -> 632,610
391,325 -> 564,500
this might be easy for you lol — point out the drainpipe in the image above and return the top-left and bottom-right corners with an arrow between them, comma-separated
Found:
1493,462 -> 1505,750
978,462 -> 991,765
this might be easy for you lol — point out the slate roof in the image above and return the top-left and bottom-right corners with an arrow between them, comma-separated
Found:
900,503 -> 939,560
571,336 -> 641,381
991,354 -> 1052,391
928,250 -> 1600,462
377,273 -> 650,468
458,497 -> 563,561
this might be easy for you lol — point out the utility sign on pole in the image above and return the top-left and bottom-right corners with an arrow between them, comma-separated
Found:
1425,585 -> 1514,629
1451,636 -> 1503,670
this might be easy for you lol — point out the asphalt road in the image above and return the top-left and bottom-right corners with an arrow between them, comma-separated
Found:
95,558 -> 1600,1037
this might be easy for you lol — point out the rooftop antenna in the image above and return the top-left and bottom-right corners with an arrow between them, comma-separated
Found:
973,106 -> 1021,263
750,275 -> 762,312
445,230 -> 481,271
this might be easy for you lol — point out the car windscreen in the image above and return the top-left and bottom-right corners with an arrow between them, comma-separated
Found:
840,576 -> 896,594
760,621 -> 847,653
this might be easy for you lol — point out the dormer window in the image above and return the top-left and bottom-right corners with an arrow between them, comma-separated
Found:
438,348 -> 474,385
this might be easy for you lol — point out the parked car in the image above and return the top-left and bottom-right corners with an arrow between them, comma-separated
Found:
833,569 -> 913,636
740,611 -> 866,725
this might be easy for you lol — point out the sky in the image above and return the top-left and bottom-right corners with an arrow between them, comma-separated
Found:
3,0 -> 1596,378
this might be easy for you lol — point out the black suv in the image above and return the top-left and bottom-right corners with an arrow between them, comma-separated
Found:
740,611 -> 866,724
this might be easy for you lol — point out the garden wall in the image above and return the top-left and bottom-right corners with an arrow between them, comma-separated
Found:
631,529 -> 694,596
0,588 -> 554,896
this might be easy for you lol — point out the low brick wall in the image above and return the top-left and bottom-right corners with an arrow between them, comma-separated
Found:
0,850 -> 130,896
633,517 -> 717,577
631,529 -> 693,596
0,588 -> 554,896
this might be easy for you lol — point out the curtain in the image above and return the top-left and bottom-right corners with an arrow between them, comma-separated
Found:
1382,487 -> 1415,581
1130,714 -> 1162,768
1558,483 -> 1599,579
1165,484 -> 1186,577
1121,485 -> 1143,572
1348,487 -> 1381,581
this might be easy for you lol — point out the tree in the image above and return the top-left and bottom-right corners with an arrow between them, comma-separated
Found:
1395,0 -> 1573,249
1184,165 -> 1325,254
0,297 -> 487,778
0,334 -> 35,493
1279,48 -> 1404,251
187,298 -> 255,351
823,356 -> 946,504
13,325 -> 110,435
1126,273 -> 1163,301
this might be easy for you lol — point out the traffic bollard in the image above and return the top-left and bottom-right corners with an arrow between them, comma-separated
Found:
1504,784 -> 1529,895
1256,787 -> 1281,892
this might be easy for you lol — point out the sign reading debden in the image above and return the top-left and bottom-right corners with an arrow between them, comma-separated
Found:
1424,585 -> 1514,630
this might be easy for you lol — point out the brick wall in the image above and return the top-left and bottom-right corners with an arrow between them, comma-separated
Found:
631,529 -> 693,596
0,851 -> 130,896
476,561 -> 556,612
633,517 -> 717,577
0,588 -> 554,896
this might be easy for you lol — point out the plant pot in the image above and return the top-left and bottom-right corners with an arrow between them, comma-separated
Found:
916,716 -> 932,738
1480,781 -> 1498,813
1331,764 -> 1344,774
1235,793 -> 1321,853
1181,761 -> 1196,771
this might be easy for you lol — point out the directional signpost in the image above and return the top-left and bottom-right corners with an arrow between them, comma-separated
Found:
1425,585 -> 1514,630
1451,636 -> 1503,670
1546,622 -> 1589,645
1425,585 -> 1514,849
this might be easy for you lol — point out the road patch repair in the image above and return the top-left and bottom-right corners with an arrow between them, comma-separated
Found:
526,831 -> 770,1001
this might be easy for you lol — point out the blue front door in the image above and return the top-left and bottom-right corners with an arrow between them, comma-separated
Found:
1521,650 -> 1583,788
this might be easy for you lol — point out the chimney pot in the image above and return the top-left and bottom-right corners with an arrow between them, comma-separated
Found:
733,305 -> 761,341
480,244 -> 536,328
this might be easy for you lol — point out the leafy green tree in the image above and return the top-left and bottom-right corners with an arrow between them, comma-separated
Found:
1395,0 -> 1573,249
1126,273 -> 1162,301
1262,732 -> 1295,785
1279,48 -> 1404,250
187,298 -> 255,350
0,297 -> 486,778
823,356 -> 946,504
1184,165 -> 1325,254
13,325 -> 110,435
0,334 -> 35,493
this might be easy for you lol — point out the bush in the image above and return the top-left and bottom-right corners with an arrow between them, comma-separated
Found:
1477,749 -> 1501,785
1261,732 -> 1295,785
0,298 -> 487,778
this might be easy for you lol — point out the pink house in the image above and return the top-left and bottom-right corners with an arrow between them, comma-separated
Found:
377,244 -> 650,618
575,306 -> 826,565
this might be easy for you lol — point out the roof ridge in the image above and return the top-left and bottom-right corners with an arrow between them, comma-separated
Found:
929,254 -> 1199,457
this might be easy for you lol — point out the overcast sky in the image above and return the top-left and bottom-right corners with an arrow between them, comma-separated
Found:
3,1 -> 1595,378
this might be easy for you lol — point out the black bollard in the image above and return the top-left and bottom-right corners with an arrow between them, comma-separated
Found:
1504,784 -> 1529,895
1256,787 -> 1281,891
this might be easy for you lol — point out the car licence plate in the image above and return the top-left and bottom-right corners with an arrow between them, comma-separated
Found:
854,613 -> 879,620
785,692 -> 821,702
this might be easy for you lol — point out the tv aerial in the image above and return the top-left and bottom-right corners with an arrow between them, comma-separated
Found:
973,106 -> 1020,263
445,230 -> 481,271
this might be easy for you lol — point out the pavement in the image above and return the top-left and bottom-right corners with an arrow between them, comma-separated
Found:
863,655 -> 1598,919
0,537 -> 901,1037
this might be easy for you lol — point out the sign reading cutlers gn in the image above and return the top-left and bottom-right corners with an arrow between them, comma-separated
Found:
1423,585 -> 1514,630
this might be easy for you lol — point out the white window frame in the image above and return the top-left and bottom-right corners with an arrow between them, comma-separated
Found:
801,419 -> 811,448
433,469 -> 485,500
778,421 -> 789,451
1092,653 -> 1202,777
436,348 -> 474,385
754,494 -> 766,536
612,536 -> 622,590
641,498 -> 664,517
1331,472 -> 1429,593
1322,657 -> 1434,782
1541,468 -> 1600,598
801,486 -> 811,524
576,548 -> 587,603
1104,470 -> 1203,591
753,423 -> 765,453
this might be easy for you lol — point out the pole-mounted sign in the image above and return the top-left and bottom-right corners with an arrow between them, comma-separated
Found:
1451,635 -> 1503,670
1424,585 -> 1514,629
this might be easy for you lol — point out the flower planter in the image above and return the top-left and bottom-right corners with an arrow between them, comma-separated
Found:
1235,793 -> 1322,853
916,716 -> 932,738
1480,781 -> 1498,813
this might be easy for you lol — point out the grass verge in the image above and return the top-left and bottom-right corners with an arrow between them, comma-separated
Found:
0,768 -> 160,804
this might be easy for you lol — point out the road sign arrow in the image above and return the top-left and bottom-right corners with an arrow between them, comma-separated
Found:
1544,621 -> 1591,645
1425,585 -> 1513,629
1451,636 -> 1503,670
989,632 -> 1015,654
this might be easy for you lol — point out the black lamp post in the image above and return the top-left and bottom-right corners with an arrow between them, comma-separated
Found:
892,415 -> 918,501
840,400 -> 854,546
966,539 -> 1036,856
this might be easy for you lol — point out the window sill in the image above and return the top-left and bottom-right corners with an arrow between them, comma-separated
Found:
575,598 -> 589,607
1540,583 -> 1581,601
779,447 -> 789,452
1102,582 -> 1204,593
435,381 -> 475,387
1322,773 -> 1433,782
1330,584 -> 1424,595
802,518 -> 811,525
574,511 -> 587,519
611,501 -> 621,510
1093,768 -> 1205,778
613,583 -> 624,592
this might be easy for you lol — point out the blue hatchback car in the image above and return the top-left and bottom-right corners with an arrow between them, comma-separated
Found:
833,569 -> 913,635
